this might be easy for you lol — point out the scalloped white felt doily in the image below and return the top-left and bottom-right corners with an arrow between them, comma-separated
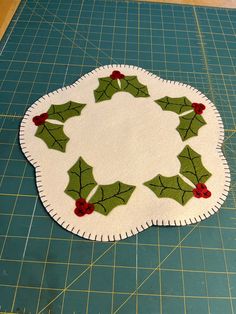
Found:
19,65 -> 230,241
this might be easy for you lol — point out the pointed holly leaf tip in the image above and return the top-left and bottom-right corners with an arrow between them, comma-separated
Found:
176,111 -> 206,141
65,157 -> 97,200
120,76 -> 149,98
47,101 -> 86,123
94,77 -> 120,102
155,96 -> 193,114
35,121 -> 69,152
178,145 -> 211,185
89,181 -> 136,215
144,174 -> 193,205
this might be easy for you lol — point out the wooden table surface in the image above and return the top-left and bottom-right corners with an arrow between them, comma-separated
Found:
0,0 -> 21,40
140,0 -> 236,8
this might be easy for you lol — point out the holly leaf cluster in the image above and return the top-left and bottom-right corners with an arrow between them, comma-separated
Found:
144,145 -> 212,205
33,101 -> 86,152
94,75 -> 149,102
65,157 -> 136,216
155,96 -> 206,141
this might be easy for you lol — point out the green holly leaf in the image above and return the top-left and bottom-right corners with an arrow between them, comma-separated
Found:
89,181 -> 136,215
65,157 -> 97,200
155,96 -> 193,114
144,175 -> 193,205
35,121 -> 69,152
94,77 -> 120,102
177,111 -> 206,141
120,76 -> 149,98
178,145 -> 212,185
47,101 -> 86,122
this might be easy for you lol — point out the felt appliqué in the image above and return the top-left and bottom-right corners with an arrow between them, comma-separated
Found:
47,101 -> 86,122
156,96 -> 206,141
33,101 -> 86,152
94,71 -> 149,102
35,121 -> 69,152
144,145 -> 212,205
178,145 -> 211,185
65,157 -> 136,216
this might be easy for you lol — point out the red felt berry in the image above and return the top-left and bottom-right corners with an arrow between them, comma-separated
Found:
110,70 -> 125,80
86,203 -> 95,214
75,198 -> 87,209
202,190 -> 211,198
111,70 -> 120,78
40,112 -> 49,121
193,188 -> 202,198
192,103 -> 205,115
32,115 -> 44,126
74,207 -> 86,217
199,103 -> 206,110
196,183 -> 207,191
194,105 -> 203,115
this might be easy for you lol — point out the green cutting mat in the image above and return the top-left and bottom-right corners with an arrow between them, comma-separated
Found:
0,0 -> 236,313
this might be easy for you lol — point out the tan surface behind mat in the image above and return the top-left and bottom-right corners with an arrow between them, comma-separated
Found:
139,0 -> 236,8
0,0 -> 21,40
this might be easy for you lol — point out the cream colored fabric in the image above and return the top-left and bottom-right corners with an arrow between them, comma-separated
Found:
19,65 -> 230,241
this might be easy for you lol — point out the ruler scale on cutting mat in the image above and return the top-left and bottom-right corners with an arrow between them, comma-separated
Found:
0,0 -> 236,313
